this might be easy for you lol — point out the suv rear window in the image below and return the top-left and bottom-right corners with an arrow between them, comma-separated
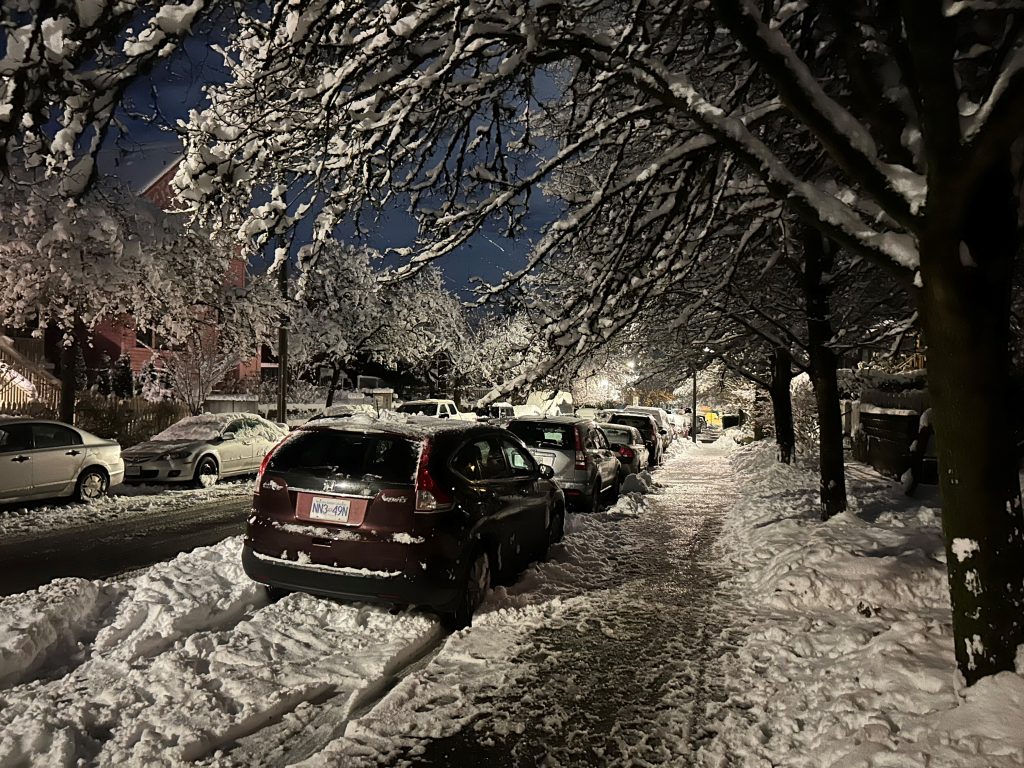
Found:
507,421 -> 575,449
268,430 -> 419,483
609,415 -> 654,437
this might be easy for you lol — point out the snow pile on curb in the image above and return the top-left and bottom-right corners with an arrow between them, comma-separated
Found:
701,443 -> 1024,767
0,538 -> 439,765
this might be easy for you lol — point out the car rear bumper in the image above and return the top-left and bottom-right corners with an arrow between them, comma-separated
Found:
242,543 -> 462,612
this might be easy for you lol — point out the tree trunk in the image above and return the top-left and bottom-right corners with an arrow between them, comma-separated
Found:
58,336 -> 78,424
325,364 -> 342,407
801,227 -> 848,520
770,346 -> 795,464
917,161 -> 1024,685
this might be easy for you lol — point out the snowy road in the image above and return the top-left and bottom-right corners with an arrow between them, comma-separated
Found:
0,444 -> 740,766
0,483 -> 252,595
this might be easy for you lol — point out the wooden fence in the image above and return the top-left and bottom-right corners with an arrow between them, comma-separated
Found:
75,395 -> 190,447
0,336 -> 60,416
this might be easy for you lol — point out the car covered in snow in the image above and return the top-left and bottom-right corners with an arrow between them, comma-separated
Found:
0,418 -> 125,504
597,423 -> 650,480
505,416 -> 621,513
121,413 -> 288,487
242,417 -> 564,628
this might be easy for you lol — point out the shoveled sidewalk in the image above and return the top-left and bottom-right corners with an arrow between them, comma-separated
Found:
368,442 -> 744,767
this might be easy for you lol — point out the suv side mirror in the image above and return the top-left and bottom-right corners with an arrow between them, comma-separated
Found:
538,464 -> 555,480
221,432 -> 237,441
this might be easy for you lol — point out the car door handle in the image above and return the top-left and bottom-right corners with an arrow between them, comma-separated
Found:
11,455 -> 30,463
66,450 -> 81,456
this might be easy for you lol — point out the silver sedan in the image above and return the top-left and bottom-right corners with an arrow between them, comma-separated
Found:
122,413 -> 288,487
0,418 -> 124,504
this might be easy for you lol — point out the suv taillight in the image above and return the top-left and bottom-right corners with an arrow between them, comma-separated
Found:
254,449 -> 275,495
618,445 -> 635,461
574,427 -> 587,470
415,438 -> 454,513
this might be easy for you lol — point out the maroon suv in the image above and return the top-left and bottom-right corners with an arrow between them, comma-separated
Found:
242,418 -> 565,627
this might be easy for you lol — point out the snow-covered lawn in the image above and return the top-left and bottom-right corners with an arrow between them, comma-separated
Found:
0,479 -> 253,541
701,442 -> 1024,767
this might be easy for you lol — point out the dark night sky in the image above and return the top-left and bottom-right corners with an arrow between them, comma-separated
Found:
96,32 -> 554,296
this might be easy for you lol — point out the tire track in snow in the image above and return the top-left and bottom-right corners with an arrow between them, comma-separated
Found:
199,624 -> 446,766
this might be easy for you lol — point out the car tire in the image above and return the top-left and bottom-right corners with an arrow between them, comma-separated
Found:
609,476 -> 621,504
265,585 -> 290,602
549,502 -> 565,544
193,456 -> 219,488
587,481 -> 601,514
75,467 -> 109,503
442,550 -> 491,631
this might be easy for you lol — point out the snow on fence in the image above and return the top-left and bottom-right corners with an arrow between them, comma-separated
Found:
75,395 -> 190,447
0,336 -> 61,416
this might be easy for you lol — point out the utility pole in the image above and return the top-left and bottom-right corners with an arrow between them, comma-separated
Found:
276,254 -> 289,423
691,371 -> 697,443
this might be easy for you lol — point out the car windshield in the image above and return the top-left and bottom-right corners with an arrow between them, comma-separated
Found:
268,429 -> 419,483
610,415 -> 654,436
150,416 -> 227,442
507,421 -> 575,449
397,403 -> 436,416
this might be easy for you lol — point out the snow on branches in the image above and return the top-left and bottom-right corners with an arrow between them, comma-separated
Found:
0,176 -> 245,342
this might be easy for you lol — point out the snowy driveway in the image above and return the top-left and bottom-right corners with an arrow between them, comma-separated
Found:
0,444 -> 739,766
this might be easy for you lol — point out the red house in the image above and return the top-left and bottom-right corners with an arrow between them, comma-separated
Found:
88,161 -> 262,385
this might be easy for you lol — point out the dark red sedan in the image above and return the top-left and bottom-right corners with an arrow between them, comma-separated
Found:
242,418 -> 565,628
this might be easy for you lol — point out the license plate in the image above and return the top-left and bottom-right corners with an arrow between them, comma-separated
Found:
125,466 -> 141,476
534,452 -> 555,467
309,496 -> 351,523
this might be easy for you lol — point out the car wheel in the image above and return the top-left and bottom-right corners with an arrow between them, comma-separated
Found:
194,456 -> 220,488
442,550 -> 491,631
548,502 -> 565,545
609,476 -> 621,504
75,468 -> 108,503
587,481 -> 602,513
266,585 -> 290,602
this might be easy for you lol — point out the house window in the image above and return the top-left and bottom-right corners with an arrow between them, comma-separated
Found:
136,328 -> 156,349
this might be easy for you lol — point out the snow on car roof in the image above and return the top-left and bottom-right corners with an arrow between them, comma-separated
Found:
304,412 -> 481,439
508,414 -> 587,424
150,412 -> 270,442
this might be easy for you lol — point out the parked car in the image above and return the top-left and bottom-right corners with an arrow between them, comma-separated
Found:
242,418 -> 564,628
485,402 -> 515,421
598,423 -> 650,479
0,418 -> 124,504
505,416 -> 620,513
625,406 -> 675,448
122,413 -> 288,487
396,399 -> 479,421
605,411 -> 664,467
